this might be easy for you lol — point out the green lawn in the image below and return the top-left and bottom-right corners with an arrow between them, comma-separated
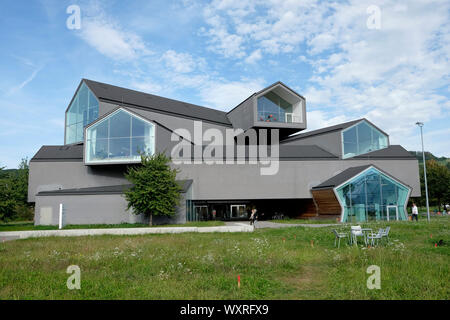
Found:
0,221 -> 224,232
270,218 -> 338,224
0,217 -> 448,299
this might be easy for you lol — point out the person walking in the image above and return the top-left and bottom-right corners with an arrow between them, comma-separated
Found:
249,208 -> 257,226
412,203 -> 419,221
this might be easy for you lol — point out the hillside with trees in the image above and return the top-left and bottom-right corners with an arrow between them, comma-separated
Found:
409,151 -> 450,170
409,151 -> 450,211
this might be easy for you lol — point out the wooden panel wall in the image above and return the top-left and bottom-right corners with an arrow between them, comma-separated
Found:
294,199 -> 318,218
311,189 -> 342,215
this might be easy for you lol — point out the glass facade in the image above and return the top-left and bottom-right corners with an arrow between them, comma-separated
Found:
342,121 -> 388,158
335,167 -> 410,222
257,91 -> 295,123
65,82 -> 99,144
85,109 -> 155,164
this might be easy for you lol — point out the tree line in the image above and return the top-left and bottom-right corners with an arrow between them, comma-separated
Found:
413,159 -> 450,211
0,158 -> 34,222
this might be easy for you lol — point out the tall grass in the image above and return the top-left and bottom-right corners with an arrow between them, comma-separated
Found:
0,218 -> 448,299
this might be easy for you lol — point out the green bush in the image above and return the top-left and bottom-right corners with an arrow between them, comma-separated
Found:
14,203 -> 34,221
0,199 -> 18,222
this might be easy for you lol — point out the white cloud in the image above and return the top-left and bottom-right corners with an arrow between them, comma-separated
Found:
78,15 -> 151,61
130,81 -> 163,94
199,78 -> 266,110
161,50 -> 201,73
244,49 -> 262,64
67,0 -> 449,156
202,5 -> 247,58
304,110 -> 349,131
202,0 -> 330,57
8,66 -> 42,95
303,1 -> 450,147
199,0 -> 450,155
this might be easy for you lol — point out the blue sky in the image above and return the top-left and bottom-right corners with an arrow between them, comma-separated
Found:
0,0 -> 449,168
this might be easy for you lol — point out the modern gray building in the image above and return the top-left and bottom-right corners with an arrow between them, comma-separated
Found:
28,79 -> 420,225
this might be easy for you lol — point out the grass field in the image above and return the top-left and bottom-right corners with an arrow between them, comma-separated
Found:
0,221 -> 225,232
0,217 -> 448,299
270,218 -> 338,224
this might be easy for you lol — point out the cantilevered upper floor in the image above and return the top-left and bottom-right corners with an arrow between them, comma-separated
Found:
227,81 -> 306,135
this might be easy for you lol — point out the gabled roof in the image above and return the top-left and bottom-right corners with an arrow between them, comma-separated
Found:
30,144 -> 338,162
31,144 -> 84,161
227,81 -> 305,115
277,145 -> 338,159
312,164 -> 412,190
84,106 -> 195,146
36,180 -> 193,196
312,165 -> 372,189
353,145 -> 416,159
176,144 -> 338,160
30,144 -> 416,162
83,79 -> 232,126
280,118 -> 389,143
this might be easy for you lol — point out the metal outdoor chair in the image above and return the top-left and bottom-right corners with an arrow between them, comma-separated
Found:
367,229 -> 384,246
350,226 -> 365,246
381,226 -> 390,244
332,229 -> 349,248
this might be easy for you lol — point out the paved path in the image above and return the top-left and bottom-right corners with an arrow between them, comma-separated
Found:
0,235 -> 20,242
0,224 -> 254,242
226,221 -> 339,229
0,221 -> 341,242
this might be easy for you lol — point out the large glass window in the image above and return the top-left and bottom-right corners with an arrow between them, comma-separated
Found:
85,109 -> 155,164
342,121 -> 388,158
65,82 -> 99,144
335,167 -> 410,222
257,91 -> 294,123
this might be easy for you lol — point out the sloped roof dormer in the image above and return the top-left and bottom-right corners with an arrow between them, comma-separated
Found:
226,81 -> 306,136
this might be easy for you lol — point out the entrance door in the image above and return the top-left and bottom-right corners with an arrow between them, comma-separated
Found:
194,205 -> 208,221
231,205 -> 247,219
387,205 -> 398,221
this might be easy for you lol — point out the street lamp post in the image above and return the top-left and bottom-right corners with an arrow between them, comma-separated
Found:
416,122 -> 430,222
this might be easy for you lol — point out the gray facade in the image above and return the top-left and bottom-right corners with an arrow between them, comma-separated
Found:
28,79 -> 421,225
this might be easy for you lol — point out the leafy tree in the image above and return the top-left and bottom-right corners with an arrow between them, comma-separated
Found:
425,160 -> 450,211
0,165 -> 17,221
124,153 -> 182,226
0,158 -> 33,222
417,159 -> 450,211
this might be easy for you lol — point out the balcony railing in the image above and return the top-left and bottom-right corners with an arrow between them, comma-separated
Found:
285,113 -> 302,123
257,111 -> 302,124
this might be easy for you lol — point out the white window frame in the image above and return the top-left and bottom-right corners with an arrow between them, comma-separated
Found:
84,108 -> 156,165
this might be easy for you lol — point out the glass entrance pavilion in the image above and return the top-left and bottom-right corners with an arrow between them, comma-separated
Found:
335,167 -> 410,222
